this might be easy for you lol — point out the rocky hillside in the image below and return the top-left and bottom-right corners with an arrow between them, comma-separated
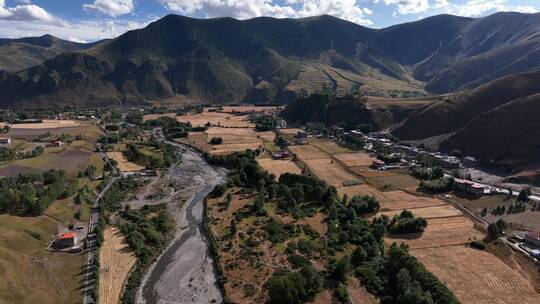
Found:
393,70 -> 540,169
280,93 -> 392,130
0,35 -> 93,72
2,12 -> 540,106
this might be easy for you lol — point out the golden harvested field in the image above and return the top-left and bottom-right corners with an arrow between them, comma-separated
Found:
386,216 -> 483,249
278,128 -> 304,135
106,152 -> 145,172
334,152 -> 376,167
210,143 -> 262,155
177,112 -> 253,128
206,127 -> 255,136
380,190 -> 447,211
379,205 -> 462,219
99,227 -> 136,304
339,185 -> 446,211
303,158 -> 358,187
10,119 -> 80,129
257,158 -> 302,179
288,145 -> 329,160
411,246 -> 540,304
179,127 -> 273,155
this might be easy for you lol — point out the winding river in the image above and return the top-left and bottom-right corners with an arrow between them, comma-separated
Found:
136,140 -> 226,304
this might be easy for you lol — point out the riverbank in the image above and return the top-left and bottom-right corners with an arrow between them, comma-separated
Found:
136,140 -> 227,304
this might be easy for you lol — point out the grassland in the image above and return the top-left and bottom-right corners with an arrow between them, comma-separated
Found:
0,208 -> 85,303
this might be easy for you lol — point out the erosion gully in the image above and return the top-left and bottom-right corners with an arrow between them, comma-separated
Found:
136,140 -> 226,304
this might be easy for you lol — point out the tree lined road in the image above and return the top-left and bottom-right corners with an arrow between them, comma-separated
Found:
82,148 -> 119,304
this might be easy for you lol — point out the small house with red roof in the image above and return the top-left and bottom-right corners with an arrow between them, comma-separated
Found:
54,232 -> 78,248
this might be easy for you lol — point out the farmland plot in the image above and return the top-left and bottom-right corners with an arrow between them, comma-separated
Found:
257,158 -> 302,179
99,227 -> 137,304
106,152 -> 145,172
288,145 -> 329,160
177,112 -> 253,128
411,246 -> 540,304
379,205 -> 462,219
338,185 -> 446,211
386,216 -> 483,249
303,158 -> 359,187
334,152 -> 376,167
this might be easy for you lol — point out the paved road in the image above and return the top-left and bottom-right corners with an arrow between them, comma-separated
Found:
82,153 -> 118,304
136,131 -> 226,304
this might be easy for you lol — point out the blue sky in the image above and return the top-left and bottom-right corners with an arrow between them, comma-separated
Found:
0,0 -> 538,42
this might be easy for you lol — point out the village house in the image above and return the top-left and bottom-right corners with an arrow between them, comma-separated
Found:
272,151 -> 289,160
54,232 -> 78,249
0,137 -> 11,145
371,159 -> 386,169
525,231 -> 540,246
454,178 -> 485,196
296,131 -> 308,139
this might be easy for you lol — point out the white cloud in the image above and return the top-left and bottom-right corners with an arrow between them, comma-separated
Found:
0,18 -> 154,42
0,1 -> 57,22
512,5 -> 538,14
441,0 -> 537,17
383,0 -> 430,14
67,36 -> 88,43
159,0 -> 373,25
83,0 -> 134,17
433,0 -> 450,9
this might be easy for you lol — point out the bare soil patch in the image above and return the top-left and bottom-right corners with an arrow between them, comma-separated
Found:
334,152 -> 376,167
411,246 -> 540,304
106,152 -> 145,172
99,227 -> 136,304
257,158 -> 302,179
353,167 -> 400,178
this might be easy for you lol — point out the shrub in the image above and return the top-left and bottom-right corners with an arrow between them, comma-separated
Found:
210,137 -> 223,145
